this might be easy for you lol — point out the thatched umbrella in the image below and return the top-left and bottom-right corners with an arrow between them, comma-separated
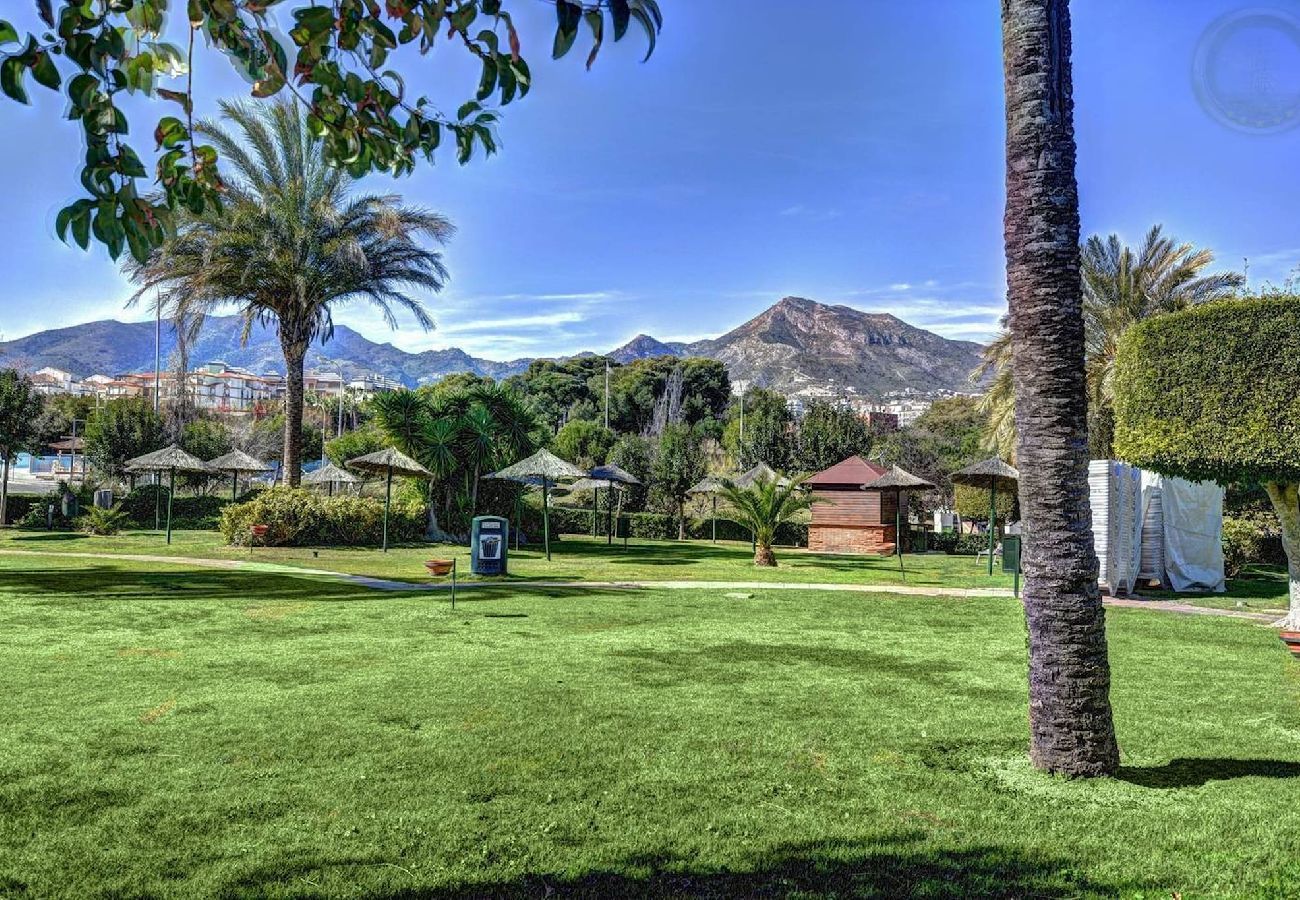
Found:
346,448 -> 433,552
952,457 -> 1020,576
590,464 -> 641,545
570,477 -> 619,539
303,461 -> 360,497
208,449 -> 271,502
688,475 -> 727,543
125,445 -> 214,545
726,463 -> 792,550
733,462 -> 791,489
485,449 -> 586,560
863,466 -> 936,580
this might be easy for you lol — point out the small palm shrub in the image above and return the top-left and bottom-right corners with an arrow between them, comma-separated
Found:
717,475 -> 812,567
82,505 -> 128,536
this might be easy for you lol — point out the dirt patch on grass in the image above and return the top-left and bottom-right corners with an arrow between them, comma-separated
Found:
244,602 -> 313,621
140,698 -> 176,724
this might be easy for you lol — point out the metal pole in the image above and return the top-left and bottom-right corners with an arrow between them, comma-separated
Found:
607,486 -> 613,546
383,467 -> 392,552
711,495 -> 717,543
154,306 -> 161,414
988,482 -> 996,577
543,478 -> 551,561
591,487 -> 598,537
166,468 -> 174,545
896,488 -> 905,581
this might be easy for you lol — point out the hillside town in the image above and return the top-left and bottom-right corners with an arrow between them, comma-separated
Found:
26,361 -> 403,412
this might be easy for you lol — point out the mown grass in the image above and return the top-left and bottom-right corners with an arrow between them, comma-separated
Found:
1,552 -> 1299,897
0,528 -> 1022,589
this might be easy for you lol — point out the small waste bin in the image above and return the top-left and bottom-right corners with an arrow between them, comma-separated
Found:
470,515 -> 508,575
94,490 -> 114,510
1002,535 -> 1021,574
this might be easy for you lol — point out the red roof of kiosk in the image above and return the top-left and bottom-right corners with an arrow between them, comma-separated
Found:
805,455 -> 888,489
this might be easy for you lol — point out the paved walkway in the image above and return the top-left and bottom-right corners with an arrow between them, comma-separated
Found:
0,547 -> 1279,622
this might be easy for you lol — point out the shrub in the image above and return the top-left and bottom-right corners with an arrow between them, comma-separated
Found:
81,505 -> 128,536
954,482 -> 1017,523
219,487 -> 424,547
1221,516 -> 1265,579
118,485 -> 231,530
1114,295 -> 1300,486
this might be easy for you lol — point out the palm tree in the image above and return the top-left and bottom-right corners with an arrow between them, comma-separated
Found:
1001,0 -> 1118,776
371,384 -> 540,535
717,475 -> 811,567
126,99 -> 453,485
975,225 -> 1243,459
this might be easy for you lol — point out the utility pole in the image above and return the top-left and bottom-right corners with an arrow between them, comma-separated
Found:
153,304 -> 161,414
739,382 -> 747,445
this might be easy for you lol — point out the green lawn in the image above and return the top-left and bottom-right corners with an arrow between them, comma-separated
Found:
2,552 -> 1299,897
0,528 -> 1023,590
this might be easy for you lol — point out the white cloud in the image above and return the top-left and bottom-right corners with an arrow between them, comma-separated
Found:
436,311 -> 586,335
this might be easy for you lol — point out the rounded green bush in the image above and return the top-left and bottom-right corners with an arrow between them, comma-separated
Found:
1114,295 -> 1300,484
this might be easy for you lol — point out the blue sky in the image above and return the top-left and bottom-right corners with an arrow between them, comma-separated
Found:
1,1 -> 1298,360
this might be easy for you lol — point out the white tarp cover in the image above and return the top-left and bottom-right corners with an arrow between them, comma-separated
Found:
1158,475 -> 1226,593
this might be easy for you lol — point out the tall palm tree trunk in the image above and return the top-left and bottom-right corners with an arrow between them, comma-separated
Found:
1002,0 -> 1119,776
282,338 -> 308,487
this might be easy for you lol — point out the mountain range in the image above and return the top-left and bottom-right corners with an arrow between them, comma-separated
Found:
0,297 -> 988,399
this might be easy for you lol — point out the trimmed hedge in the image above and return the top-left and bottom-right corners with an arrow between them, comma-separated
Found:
928,531 -> 992,556
219,487 -> 425,547
543,505 -> 808,546
1114,295 -> 1300,484
119,486 -> 236,531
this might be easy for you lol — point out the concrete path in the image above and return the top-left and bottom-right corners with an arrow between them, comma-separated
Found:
0,547 -> 1281,622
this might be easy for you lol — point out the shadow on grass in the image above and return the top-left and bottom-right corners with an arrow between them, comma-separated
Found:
8,532 -> 88,542
224,835 -> 1134,898
1118,757 -> 1300,789
0,565 -> 373,604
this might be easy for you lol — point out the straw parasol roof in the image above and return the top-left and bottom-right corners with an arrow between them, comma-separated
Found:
589,463 -> 642,486
208,449 -> 271,474
863,465 -> 936,492
569,477 -> 624,492
951,458 -> 1019,489
347,447 -> 432,478
126,445 -> 214,474
303,462 -> 361,485
687,474 -> 727,495
733,462 -> 791,488
485,449 -> 587,482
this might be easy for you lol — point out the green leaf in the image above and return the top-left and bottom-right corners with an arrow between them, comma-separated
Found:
1,57 -> 28,104
0,20 -> 19,46
584,10 -> 603,70
31,50 -> 60,91
475,57 -> 496,101
552,0 -> 580,59
609,0 -> 630,41
628,4 -> 657,62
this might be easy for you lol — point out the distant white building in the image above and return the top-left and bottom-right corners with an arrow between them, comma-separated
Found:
30,367 -> 94,397
347,373 -> 403,397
